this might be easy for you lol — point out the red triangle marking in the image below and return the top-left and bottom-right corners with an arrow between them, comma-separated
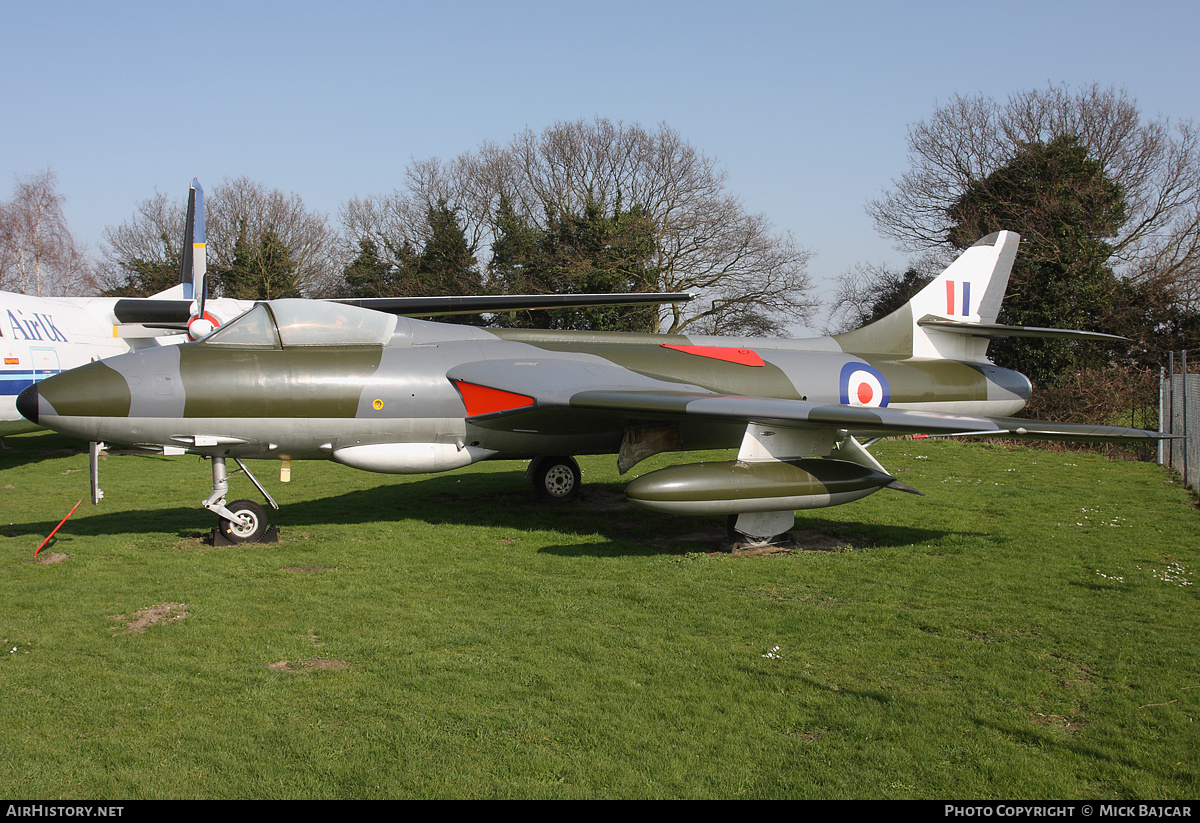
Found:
452,380 -> 536,417
660,344 -> 764,367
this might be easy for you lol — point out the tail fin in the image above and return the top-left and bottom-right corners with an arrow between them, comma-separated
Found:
833,231 -> 1021,361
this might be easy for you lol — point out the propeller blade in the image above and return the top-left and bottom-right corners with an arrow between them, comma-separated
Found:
184,179 -> 216,340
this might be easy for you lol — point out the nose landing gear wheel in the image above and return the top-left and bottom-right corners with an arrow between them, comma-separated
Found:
218,499 -> 268,543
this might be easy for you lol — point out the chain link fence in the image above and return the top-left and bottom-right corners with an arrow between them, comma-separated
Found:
1160,351 -> 1200,492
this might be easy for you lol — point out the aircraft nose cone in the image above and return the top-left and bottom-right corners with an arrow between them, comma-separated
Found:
16,383 -> 39,424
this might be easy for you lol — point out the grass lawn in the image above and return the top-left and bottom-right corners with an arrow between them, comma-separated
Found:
1,433 -> 1196,798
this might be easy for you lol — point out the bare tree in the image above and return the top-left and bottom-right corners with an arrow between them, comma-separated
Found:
825,258 -> 939,334
101,177 -> 343,297
96,189 -> 186,295
341,119 -> 816,335
869,85 -> 1200,305
207,177 -> 342,296
0,170 -> 90,295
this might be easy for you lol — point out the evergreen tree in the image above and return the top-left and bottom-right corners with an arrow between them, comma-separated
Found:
215,221 -> 301,301
216,223 -> 255,300
255,229 -> 301,300
487,193 -> 541,294
945,135 -> 1127,384
870,87 -> 1200,313
340,203 -> 478,321
341,119 -> 816,334
100,256 -> 179,297
412,200 -> 481,299
341,238 -> 395,298
491,198 -> 659,332
391,201 -> 482,325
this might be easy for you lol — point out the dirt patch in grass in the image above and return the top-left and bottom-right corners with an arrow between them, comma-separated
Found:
112,602 -> 190,635
268,658 -> 349,672
724,543 -> 794,556
789,529 -> 855,552
1031,711 -> 1089,732
34,552 -> 68,564
650,520 -> 857,556
721,529 -> 854,556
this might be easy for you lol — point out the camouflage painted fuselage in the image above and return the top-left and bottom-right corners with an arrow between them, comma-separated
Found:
21,305 -> 1032,471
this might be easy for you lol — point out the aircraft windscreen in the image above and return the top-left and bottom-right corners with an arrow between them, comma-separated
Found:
199,304 -> 281,348
198,300 -> 397,348
269,299 -> 397,347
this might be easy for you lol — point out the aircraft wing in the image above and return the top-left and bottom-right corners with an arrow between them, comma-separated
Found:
447,359 -> 1163,443
334,292 -> 695,316
112,292 -> 694,327
565,390 -> 1163,442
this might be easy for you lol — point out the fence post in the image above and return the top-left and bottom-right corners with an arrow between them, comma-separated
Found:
1169,351 -> 1176,472
1184,350 -> 1189,489
1159,365 -> 1165,466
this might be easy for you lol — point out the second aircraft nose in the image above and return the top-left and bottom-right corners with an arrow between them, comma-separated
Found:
16,383 -> 38,424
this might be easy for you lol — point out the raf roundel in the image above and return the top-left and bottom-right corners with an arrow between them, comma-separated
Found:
839,362 -> 890,408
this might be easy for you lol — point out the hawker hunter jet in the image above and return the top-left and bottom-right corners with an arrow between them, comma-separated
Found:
18,229 -> 1160,545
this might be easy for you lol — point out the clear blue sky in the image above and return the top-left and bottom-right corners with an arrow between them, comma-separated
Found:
3,0 -> 1198,330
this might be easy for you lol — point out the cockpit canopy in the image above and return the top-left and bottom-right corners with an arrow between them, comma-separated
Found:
199,300 -> 398,348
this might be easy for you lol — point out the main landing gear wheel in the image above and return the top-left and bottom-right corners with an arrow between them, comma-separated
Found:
218,499 -> 268,544
531,456 -> 582,503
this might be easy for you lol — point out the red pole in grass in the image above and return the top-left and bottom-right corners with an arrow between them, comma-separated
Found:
35,500 -> 81,557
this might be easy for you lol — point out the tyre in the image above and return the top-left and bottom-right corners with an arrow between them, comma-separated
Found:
218,499 -> 268,543
531,456 -> 581,503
